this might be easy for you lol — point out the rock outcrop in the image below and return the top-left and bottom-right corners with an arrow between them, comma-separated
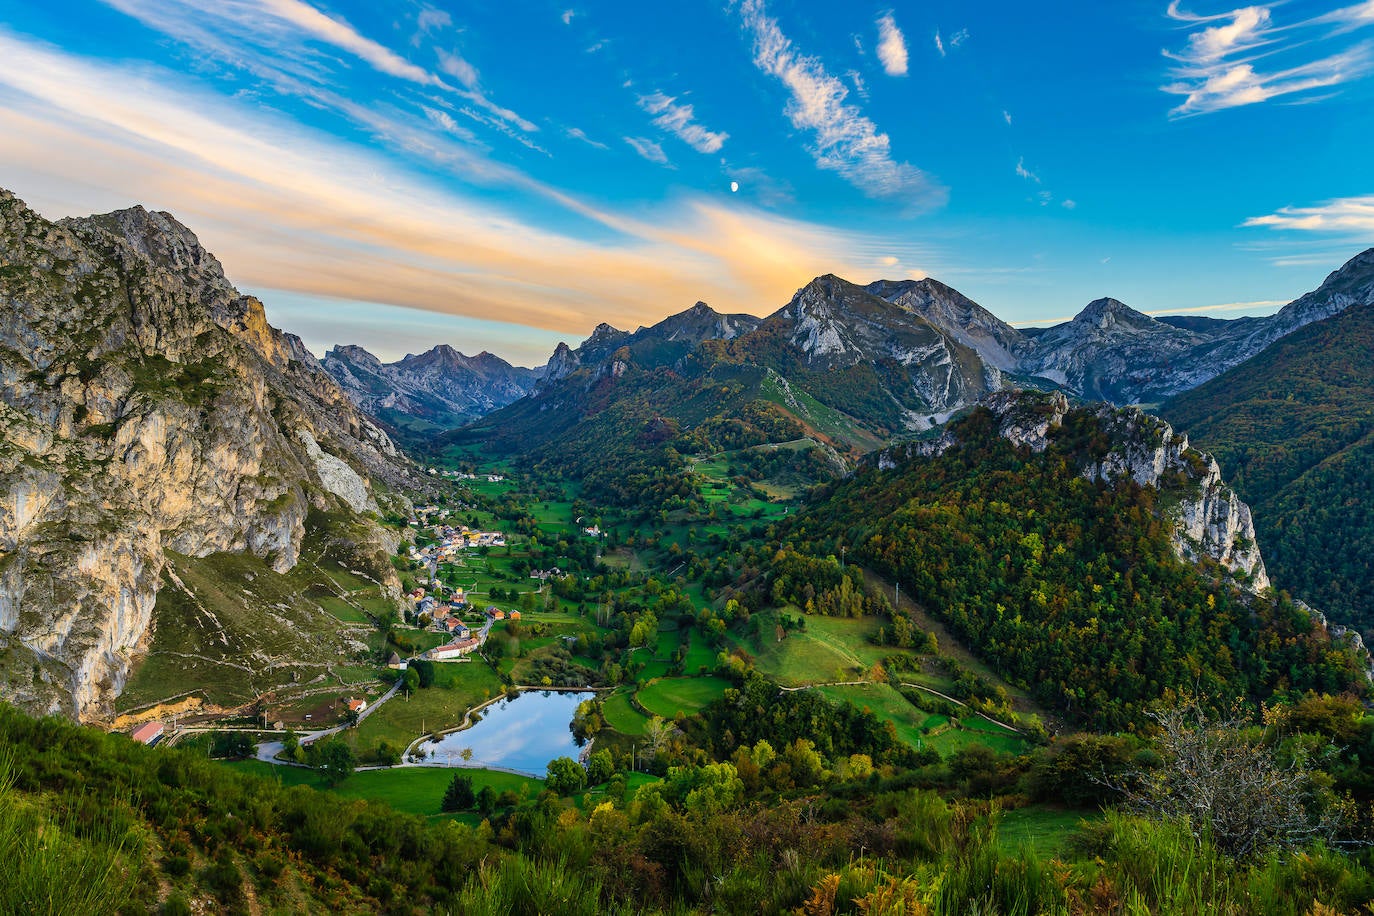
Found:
875,390 -> 1268,591
1077,406 -> 1269,591
0,189 -> 412,720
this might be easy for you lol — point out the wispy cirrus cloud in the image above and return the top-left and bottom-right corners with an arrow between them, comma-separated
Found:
875,12 -> 908,76
624,135 -> 670,165
98,0 -> 538,134
1015,157 -> 1039,182
637,91 -> 728,154
1244,195 -> 1374,234
738,0 -> 943,207
1162,2 -> 1374,117
565,126 -> 608,150
934,27 -> 967,59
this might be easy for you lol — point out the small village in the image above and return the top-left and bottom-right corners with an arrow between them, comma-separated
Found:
404,509 -> 511,662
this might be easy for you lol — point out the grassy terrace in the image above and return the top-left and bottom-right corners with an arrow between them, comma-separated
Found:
814,682 -> 1031,756
601,690 -> 650,735
745,613 -> 923,686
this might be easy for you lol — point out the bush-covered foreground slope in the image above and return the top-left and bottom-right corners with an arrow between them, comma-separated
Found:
785,396 -> 1370,731
1164,302 -> 1374,632
8,689 -> 1374,915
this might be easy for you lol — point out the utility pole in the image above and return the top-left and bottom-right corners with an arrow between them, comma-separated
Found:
895,581 -> 900,608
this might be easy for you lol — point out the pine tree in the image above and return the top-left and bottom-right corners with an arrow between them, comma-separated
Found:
440,772 -> 475,812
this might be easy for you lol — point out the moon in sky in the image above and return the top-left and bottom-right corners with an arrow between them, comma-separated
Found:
729,181 -> 739,193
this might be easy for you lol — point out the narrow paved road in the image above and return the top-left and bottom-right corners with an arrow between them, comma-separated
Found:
253,674 -> 403,764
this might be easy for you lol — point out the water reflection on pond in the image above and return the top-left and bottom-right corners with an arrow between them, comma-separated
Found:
424,690 -> 594,776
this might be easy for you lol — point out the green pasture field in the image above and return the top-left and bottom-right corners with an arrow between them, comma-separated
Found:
635,676 -> 730,718
601,691 -> 650,735
349,663 -> 504,752
749,614 -> 923,686
223,760 -> 541,819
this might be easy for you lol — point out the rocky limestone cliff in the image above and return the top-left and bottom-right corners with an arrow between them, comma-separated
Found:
765,275 -> 993,418
876,390 -> 1268,591
1077,405 -> 1270,592
0,189 -> 412,720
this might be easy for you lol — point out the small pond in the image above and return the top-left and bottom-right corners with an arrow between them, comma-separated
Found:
423,690 -> 595,776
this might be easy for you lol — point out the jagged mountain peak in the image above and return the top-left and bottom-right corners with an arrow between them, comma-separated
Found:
327,344 -> 382,367
1319,246 -> 1374,289
587,321 -> 625,342
62,203 -> 227,288
321,339 -> 538,432
1073,297 -> 1156,329
865,275 -> 1028,371
643,298 -> 760,344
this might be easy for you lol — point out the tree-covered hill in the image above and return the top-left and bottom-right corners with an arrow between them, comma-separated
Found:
1163,302 -> 1374,632
783,400 -> 1370,731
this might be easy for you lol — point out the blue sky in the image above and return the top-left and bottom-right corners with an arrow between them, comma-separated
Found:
1,0 -> 1371,366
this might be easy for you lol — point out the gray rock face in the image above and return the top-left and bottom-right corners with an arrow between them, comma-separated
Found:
322,342 -> 539,431
1019,299 -> 1211,402
1009,250 -> 1374,403
0,188 -> 410,720
766,275 -> 993,417
543,342 -> 581,383
859,249 -> 1374,406
1076,406 -> 1269,591
865,277 -> 1029,371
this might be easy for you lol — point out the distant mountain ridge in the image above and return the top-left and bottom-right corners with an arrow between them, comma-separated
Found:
340,247 -> 1374,437
322,342 -> 540,434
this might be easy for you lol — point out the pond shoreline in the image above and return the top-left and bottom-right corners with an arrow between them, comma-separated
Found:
401,686 -> 603,776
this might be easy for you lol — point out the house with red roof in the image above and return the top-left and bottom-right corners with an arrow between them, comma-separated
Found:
130,721 -> 164,745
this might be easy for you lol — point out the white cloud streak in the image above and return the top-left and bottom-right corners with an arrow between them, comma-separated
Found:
847,69 -> 870,99
1162,2 -> 1374,116
624,135 -> 670,164
637,91 -> 728,154
99,0 -> 537,133
876,12 -> 909,76
934,29 -> 945,57
738,0 -> 943,207
1244,195 -> 1374,234
1015,157 -> 1039,182
565,126 -> 609,150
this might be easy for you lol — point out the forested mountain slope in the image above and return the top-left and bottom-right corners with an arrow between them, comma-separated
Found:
1164,301 -> 1374,631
